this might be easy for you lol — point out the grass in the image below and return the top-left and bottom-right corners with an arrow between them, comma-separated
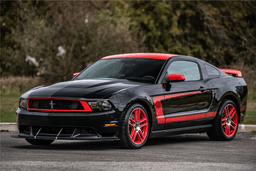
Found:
0,76 -> 255,124
244,90 -> 256,124
243,111 -> 256,124
0,76 -> 44,122
0,93 -> 22,122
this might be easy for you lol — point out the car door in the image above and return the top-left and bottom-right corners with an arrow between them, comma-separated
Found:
161,60 -> 212,129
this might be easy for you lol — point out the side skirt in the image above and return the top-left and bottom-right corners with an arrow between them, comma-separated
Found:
150,124 -> 212,138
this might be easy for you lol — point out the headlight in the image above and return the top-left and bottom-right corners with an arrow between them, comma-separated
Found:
19,98 -> 27,109
88,100 -> 112,111
100,100 -> 112,110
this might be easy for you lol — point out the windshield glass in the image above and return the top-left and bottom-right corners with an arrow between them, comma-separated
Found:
75,58 -> 165,83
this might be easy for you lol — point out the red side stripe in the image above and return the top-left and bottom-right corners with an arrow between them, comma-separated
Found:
205,112 -> 216,118
152,96 -> 165,124
153,91 -> 216,124
166,112 -> 217,123
166,113 -> 206,123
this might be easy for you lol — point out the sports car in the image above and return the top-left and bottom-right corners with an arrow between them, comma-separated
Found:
14,53 -> 248,148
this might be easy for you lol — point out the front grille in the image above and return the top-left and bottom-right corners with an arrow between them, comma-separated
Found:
29,99 -> 83,110
27,98 -> 92,112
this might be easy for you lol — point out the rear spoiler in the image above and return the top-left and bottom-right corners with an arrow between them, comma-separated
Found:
219,68 -> 242,77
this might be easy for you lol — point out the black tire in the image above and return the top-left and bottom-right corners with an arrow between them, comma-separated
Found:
206,130 -> 217,140
25,139 -> 54,145
118,103 -> 150,149
207,100 -> 239,141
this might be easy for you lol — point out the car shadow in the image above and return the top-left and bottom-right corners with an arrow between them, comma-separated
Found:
146,134 -> 211,147
13,139 -> 120,150
13,133 -> 211,150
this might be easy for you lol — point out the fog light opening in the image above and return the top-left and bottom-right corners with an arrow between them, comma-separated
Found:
69,101 -> 80,109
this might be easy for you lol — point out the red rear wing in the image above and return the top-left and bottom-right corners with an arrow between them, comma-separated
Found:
219,68 -> 242,77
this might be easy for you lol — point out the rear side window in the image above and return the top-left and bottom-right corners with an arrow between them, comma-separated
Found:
167,61 -> 201,81
205,64 -> 220,76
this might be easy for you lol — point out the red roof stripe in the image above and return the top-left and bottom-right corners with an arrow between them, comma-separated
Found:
102,53 -> 180,60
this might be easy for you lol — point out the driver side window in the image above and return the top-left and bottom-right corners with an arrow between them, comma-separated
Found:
167,61 -> 201,81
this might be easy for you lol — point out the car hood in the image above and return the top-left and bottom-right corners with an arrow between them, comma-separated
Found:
26,79 -> 144,99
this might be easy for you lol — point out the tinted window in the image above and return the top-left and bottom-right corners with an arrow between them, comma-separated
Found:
205,64 -> 220,76
167,61 -> 200,81
76,58 -> 165,83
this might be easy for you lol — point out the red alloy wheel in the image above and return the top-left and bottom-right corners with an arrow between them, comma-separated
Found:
128,108 -> 148,145
221,104 -> 238,137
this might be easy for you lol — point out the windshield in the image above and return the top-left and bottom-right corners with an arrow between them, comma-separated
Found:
75,58 -> 165,83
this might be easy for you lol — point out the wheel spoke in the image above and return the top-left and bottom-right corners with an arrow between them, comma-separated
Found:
222,117 -> 226,121
229,107 -> 234,115
140,122 -> 148,128
132,131 -> 137,142
134,109 -> 139,121
137,131 -> 143,141
139,118 -> 147,123
226,106 -> 230,116
129,123 -> 134,128
230,125 -> 236,130
231,121 -> 237,126
225,125 -> 230,135
130,127 -> 134,137
137,109 -> 141,121
130,118 -> 135,124
138,130 -> 145,140
230,110 -> 236,119
227,126 -> 230,136
222,121 -> 226,126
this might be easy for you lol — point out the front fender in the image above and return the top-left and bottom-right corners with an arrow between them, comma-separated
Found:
109,88 -> 158,132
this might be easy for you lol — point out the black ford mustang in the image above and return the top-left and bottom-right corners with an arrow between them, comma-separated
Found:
15,53 -> 248,148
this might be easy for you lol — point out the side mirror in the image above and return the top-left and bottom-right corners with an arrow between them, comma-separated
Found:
73,72 -> 80,78
166,74 -> 185,82
163,74 -> 185,91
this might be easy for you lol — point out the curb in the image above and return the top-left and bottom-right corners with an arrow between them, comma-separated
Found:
1,123 -> 256,133
238,124 -> 256,133
0,123 -> 17,132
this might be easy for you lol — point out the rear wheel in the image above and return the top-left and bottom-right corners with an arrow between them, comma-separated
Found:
207,100 -> 239,141
118,104 -> 150,149
25,139 -> 54,145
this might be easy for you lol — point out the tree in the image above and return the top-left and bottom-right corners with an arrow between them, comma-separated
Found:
120,1 -> 256,67
1,1 -> 145,82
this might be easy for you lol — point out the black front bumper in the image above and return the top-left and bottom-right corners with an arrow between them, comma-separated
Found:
15,108 -> 121,140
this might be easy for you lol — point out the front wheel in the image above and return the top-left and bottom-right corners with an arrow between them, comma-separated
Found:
207,100 -> 239,141
118,104 -> 150,149
25,139 -> 54,145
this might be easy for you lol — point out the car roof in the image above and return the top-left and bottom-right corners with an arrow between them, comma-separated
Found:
101,53 -> 180,60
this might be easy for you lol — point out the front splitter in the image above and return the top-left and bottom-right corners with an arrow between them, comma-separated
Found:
12,134 -> 119,141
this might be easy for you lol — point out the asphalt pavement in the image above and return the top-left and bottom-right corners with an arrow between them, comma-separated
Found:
0,131 -> 256,171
